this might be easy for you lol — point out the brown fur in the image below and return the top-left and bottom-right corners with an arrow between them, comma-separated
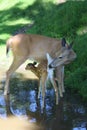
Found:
25,61 -> 48,108
4,34 -> 76,97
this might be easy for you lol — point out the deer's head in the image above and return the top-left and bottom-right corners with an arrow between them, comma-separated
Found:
49,38 -> 77,68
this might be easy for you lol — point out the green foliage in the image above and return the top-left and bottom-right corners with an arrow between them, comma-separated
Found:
27,0 -> 87,40
0,0 -> 87,99
65,34 -> 87,100
0,0 -> 87,43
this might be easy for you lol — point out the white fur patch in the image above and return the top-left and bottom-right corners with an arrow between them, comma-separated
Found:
46,53 -> 54,80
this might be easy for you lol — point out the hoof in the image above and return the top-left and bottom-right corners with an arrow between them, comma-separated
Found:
60,93 -> 63,98
56,101 -> 59,105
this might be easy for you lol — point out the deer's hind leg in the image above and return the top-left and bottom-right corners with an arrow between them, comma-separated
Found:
4,56 -> 27,95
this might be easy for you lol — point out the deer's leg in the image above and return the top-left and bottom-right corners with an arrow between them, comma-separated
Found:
57,68 -> 63,97
4,56 -> 27,95
56,66 -> 64,97
61,66 -> 65,93
38,79 -> 42,99
50,76 -> 59,105
40,71 -> 47,109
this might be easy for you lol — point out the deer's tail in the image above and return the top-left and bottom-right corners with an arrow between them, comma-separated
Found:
6,38 -> 12,56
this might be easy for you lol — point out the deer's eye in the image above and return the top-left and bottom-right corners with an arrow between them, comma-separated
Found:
59,56 -> 62,59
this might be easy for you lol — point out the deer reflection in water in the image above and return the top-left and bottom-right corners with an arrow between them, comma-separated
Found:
0,94 -> 66,130
0,89 -> 87,130
0,95 -> 41,130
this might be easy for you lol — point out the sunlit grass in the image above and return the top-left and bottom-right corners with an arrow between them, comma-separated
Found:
0,44 -> 6,56
77,26 -> 87,35
0,0 -> 36,10
0,34 -> 10,43
0,44 -> 12,63
0,0 -> 38,43
6,19 -> 32,26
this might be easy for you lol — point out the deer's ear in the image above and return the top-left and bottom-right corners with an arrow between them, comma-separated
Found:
68,42 -> 73,49
62,38 -> 66,47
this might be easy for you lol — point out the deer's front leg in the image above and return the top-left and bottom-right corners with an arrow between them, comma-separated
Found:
50,76 -> 59,105
56,66 -> 65,97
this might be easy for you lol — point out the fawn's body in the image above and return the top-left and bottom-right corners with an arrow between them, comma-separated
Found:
25,61 -> 50,108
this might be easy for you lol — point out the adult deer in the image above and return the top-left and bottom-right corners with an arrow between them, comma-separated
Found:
4,34 -> 76,95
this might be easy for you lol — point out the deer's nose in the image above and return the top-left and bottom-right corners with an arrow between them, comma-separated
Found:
49,64 -> 52,68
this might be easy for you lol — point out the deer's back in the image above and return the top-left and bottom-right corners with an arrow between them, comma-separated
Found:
8,34 -> 62,62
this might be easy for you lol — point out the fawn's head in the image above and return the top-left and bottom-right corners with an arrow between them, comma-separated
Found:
49,38 -> 76,68
25,62 -> 37,70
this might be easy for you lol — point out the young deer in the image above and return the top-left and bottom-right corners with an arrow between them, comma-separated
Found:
25,58 -> 58,108
25,61 -> 47,98
4,34 -> 76,95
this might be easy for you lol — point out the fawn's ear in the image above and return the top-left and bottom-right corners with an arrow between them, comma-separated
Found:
33,61 -> 37,65
46,53 -> 53,64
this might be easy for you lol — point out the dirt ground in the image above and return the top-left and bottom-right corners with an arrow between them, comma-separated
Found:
0,55 -> 38,88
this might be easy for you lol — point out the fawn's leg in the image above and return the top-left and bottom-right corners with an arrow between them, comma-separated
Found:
40,71 -> 47,109
38,79 -> 42,99
4,56 -> 27,95
50,76 -> 59,105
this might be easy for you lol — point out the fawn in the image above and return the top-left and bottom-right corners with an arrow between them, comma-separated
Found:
25,60 -> 54,108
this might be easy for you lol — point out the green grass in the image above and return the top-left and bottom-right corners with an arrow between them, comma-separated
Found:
0,0 -> 87,100
0,0 -> 36,44
0,0 -> 57,44
0,0 -> 87,43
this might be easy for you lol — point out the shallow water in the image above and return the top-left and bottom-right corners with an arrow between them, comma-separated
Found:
0,74 -> 87,130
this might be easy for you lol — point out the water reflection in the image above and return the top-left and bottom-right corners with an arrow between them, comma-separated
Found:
0,76 -> 87,130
